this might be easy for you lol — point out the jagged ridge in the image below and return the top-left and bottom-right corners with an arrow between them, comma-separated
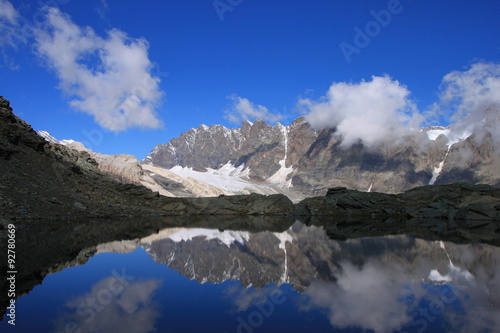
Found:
144,112 -> 500,196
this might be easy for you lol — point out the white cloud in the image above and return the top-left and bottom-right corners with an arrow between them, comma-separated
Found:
439,62 -> 500,118
0,0 -> 18,24
0,0 -> 24,50
35,7 -> 164,132
436,62 -> 500,148
225,95 -> 284,124
301,75 -> 423,148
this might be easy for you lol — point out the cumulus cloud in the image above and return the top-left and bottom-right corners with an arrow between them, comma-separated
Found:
439,62 -> 500,118
224,95 -> 284,124
300,75 -> 423,148
0,0 -> 24,53
436,62 -> 500,148
35,7 -> 163,131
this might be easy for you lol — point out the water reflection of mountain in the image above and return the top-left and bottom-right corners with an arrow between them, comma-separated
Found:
128,222 -> 500,332
2,216 -> 499,332
106,222 -> 499,296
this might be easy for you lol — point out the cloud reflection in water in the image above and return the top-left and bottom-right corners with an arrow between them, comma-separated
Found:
53,276 -> 162,333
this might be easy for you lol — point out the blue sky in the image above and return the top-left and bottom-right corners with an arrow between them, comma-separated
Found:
0,0 -> 499,159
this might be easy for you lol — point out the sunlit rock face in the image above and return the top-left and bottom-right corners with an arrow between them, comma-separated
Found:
143,118 -> 318,190
436,131 -> 500,187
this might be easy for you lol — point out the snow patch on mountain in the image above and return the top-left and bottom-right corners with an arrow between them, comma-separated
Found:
426,127 -> 472,148
37,130 -> 76,145
142,164 -> 226,197
268,124 -> 294,188
59,139 -> 76,145
275,230 -> 293,285
429,160 -> 446,185
37,130 -> 59,143
426,127 -> 473,185
169,162 -> 270,193
426,127 -> 450,141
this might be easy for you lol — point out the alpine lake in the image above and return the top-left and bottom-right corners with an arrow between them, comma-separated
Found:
1,215 -> 499,333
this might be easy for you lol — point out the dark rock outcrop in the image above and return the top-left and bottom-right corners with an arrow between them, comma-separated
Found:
294,183 -> 500,245
295,183 -> 500,220
161,193 -> 294,215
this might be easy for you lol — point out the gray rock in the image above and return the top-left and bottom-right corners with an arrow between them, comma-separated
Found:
48,197 -> 62,205
73,202 -> 87,211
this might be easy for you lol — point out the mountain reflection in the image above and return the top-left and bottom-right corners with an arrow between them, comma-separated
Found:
94,221 -> 500,332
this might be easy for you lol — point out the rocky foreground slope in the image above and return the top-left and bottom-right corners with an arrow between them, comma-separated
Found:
0,96 -> 171,219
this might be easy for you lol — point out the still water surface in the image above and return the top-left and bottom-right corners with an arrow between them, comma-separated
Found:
1,220 -> 499,332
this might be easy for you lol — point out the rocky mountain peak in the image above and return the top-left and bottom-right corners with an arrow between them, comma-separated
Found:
144,113 -> 499,196
143,119 -> 317,185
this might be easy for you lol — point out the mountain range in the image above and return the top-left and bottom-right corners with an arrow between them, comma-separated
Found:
37,108 -> 500,201
142,113 -> 500,199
